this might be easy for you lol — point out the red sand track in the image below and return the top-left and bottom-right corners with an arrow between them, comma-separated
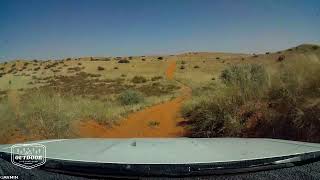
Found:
76,61 -> 190,138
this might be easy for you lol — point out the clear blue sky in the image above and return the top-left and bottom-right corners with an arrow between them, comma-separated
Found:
0,0 -> 319,61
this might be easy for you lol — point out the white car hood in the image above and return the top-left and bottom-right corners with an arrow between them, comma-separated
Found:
1,138 -> 320,164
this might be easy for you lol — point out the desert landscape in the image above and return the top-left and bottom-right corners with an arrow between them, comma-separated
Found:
0,44 -> 319,144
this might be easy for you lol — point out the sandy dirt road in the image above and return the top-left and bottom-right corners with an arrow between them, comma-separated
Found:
77,60 -> 191,138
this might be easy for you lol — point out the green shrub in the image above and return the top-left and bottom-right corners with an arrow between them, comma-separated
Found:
117,90 -> 144,105
312,45 -> 319,50
220,64 -> 269,101
182,97 -> 235,137
131,76 -> 147,83
151,76 -> 163,81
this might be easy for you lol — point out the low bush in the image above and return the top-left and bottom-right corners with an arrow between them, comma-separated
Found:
157,57 -> 163,60
118,59 -> 130,63
194,65 -> 200,69
117,90 -> 144,105
151,76 -> 163,81
131,76 -> 147,83
180,65 -> 185,69
182,95 -> 236,137
277,55 -> 285,62
97,66 -> 105,71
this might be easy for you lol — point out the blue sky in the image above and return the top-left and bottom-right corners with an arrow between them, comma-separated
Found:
0,0 -> 319,60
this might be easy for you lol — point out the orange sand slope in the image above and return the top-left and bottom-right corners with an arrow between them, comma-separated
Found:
77,61 -> 190,138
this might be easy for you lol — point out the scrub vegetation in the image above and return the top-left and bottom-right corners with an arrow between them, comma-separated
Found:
0,44 -> 319,143
0,57 -> 180,143
182,58 -> 320,142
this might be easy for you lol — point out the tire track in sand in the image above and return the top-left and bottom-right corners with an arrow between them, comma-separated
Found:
77,60 -> 191,137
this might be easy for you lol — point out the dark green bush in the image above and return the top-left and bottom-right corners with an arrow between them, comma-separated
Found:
277,55 -> 285,62
131,76 -> 147,83
118,90 -> 144,105
97,66 -> 105,71
220,64 -> 269,100
182,98 -> 234,137
151,76 -> 163,81
312,45 -> 319,50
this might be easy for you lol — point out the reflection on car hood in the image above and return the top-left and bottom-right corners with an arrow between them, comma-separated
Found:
1,138 -> 320,164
